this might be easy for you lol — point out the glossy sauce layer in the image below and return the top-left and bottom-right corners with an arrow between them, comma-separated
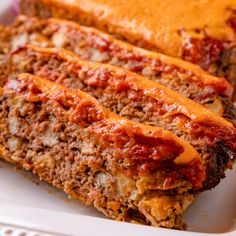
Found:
41,0 -> 236,58
182,35 -> 224,70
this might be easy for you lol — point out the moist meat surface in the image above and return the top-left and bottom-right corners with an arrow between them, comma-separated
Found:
2,45 -> 236,191
0,15 -> 235,123
0,74 -> 200,229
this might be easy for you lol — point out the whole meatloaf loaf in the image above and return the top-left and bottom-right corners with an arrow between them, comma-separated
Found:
1,15 -> 235,123
2,45 -> 236,191
19,0 -> 236,100
0,73 -> 203,229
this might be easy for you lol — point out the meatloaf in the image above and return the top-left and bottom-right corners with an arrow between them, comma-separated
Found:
2,45 -> 236,190
19,0 -> 236,97
0,15 -> 235,123
0,73 -> 203,229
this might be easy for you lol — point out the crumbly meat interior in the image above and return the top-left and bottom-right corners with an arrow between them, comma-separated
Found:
0,15 -> 235,122
0,77 -> 194,229
3,49 -> 236,190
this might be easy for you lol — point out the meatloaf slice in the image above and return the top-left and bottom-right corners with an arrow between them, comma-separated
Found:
0,73 -> 203,229
2,45 -> 236,191
0,15 -> 235,122
18,0 -> 236,101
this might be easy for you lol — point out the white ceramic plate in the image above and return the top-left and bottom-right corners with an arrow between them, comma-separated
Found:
0,1 -> 236,235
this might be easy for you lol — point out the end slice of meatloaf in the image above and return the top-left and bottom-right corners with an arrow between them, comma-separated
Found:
1,45 -> 236,191
0,15 -> 235,122
0,73 -> 203,229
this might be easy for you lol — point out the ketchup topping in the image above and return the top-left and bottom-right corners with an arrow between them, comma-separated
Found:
190,121 -> 236,155
88,120 -> 204,188
70,99 -> 104,127
227,9 -> 236,33
182,35 -> 224,70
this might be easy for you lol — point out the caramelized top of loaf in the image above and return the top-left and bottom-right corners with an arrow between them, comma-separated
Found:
37,0 -> 236,57
4,73 -> 204,188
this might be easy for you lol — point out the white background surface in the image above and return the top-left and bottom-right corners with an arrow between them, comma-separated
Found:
0,0 -> 236,235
